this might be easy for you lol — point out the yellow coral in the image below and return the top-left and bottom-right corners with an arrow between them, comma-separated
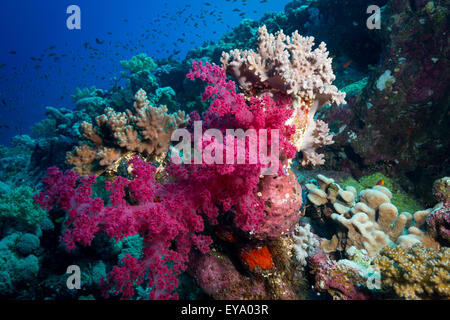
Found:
66,88 -> 187,176
374,244 -> 450,299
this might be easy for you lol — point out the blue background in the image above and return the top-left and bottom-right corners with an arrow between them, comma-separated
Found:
0,0 -> 292,144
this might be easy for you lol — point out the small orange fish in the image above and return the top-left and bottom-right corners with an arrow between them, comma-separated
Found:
215,226 -> 236,243
343,60 -> 353,69
376,179 -> 385,186
422,34 -> 432,41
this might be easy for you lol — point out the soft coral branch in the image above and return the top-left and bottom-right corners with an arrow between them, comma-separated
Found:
35,60 -> 300,299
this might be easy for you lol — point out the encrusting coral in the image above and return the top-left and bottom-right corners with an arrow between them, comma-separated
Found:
66,89 -> 187,175
374,244 -> 450,300
426,177 -> 450,247
308,251 -> 370,300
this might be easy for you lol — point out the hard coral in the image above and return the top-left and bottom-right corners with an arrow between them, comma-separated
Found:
66,89 -> 186,176
374,244 -> 450,300
292,223 -> 320,268
221,26 -> 345,166
308,252 -> 369,300
425,177 -> 450,246
306,174 -> 438,256
432,176 -> 450,205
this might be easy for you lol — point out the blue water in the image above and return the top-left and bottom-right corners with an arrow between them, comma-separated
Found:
0,0 -> 292,145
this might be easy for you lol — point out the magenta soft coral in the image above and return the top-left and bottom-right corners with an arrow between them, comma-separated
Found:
181,61 -> 298,231
34,156 -> 212,300
187,60 -> 296,171
35,60 -> 299,299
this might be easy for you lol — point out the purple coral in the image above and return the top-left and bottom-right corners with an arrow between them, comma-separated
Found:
427,204 -> 450,247
188,252 -> 266,300
308,252 -> 370,300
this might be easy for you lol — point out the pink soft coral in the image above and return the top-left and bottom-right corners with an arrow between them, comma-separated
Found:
179,60 -> 297,231
187,60 -> 296,171
34,156 -> 211,300
35,60 -> 300,299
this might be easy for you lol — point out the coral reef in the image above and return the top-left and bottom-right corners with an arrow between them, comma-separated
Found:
33,21 -> 346,298
306,174 -> 439,256
222,25 -> 345,166
374,244 -> 450,299
308,251 -> 370,300
318,0 -> 450,201
188,251 -> 266,300
120,53 -> 157,75
0,0 -> 447,302
66,89 -> 187,175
